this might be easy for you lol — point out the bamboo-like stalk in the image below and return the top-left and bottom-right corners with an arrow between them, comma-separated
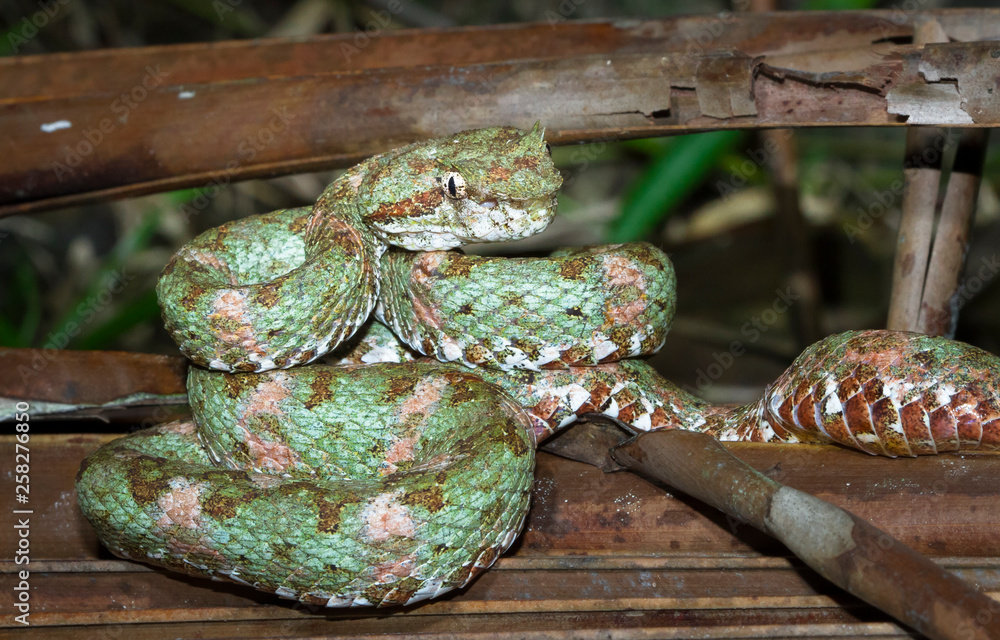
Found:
886,20 -> 951,332
916,129 -> 990,336
886,127 -> 944,331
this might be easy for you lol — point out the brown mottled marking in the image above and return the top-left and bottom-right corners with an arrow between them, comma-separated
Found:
617,402 -> 638,424
639,332 -> 663,354
559,258 -> 589,281
529,396 -> 560,425
854,362 -> 878,384
202,492 -> 244,520
384,374 -> 418,401
279,481 -> 344,534
475,545 -> 499,569
606,326 -> 634,354
367,189 -> 445,223
407,157 -> 438,173
286,213 -> 309,234
293,347 -> 317,364
649,406 -> 669,428
870,397 -> 908,456
446,379 -> 478,404
911,349 -> 937,370
513,156 -> 539,170
126,456 -> 171,505
559,344 -> 592,366
316,499 -> 344,534
511,338 -> 541,363
320,216 -> 364,258
464,343 -> 491,364
363,581 -> 415,608
630,243 -> 668,270
180,286 -> 205,312
254,282 -> 282,309
488,165 -> 512,181
208,226 -> 230,252
421,337 -> 435,355
442,256 -> 474,279
403,485 -> 445,512
587,380 -> 613,412
817,399 -> 856,449
305,369 -> 335,409
863,377 -> 885,404
490,419 -> 530,457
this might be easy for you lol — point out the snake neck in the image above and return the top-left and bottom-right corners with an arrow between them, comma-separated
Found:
307,165 -> 386,261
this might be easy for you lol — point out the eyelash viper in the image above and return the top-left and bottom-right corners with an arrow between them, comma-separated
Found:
76,125 -> 1000,610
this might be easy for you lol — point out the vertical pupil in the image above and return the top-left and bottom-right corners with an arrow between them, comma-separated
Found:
448,177 -> 458,197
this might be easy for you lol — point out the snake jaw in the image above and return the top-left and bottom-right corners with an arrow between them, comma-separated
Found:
455,192 -> 557,246
367,192 -> 558,251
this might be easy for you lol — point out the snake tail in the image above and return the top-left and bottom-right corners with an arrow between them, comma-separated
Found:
340,324 -> 1000,457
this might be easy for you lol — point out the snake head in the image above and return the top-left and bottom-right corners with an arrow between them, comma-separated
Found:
358,124 -> 563,251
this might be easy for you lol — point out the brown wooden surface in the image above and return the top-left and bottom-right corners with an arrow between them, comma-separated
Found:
1,433 -> 998,636
2,348 -> 1000,635
0,348 -> 186,405
5,10 -> 1000,216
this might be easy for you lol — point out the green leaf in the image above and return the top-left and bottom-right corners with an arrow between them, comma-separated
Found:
607,130 -> 744,243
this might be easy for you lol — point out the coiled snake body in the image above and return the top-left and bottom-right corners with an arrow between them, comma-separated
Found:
77,126 -> 1000,608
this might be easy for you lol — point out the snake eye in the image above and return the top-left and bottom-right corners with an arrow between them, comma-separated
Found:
442,172 -> 467,199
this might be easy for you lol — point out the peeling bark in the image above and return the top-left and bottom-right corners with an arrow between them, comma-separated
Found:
2,11 -> 1000,215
